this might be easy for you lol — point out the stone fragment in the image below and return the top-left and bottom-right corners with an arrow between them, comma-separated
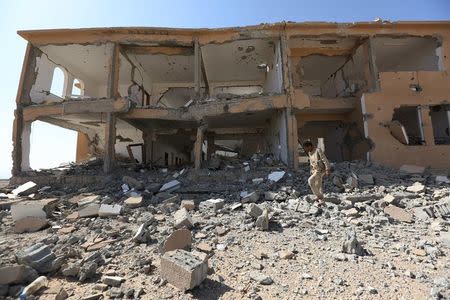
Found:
358,174 -> 374,185
78,203 -> 100,218
61,262 -> 80,277
79,262 -> 98,282
252,178 -> 264,184
255,209 -> 269,231
16,243 -> 60,274
342,208 -> 359,218
98,204 -> 122,217
382,194 -> 396,204
124,196 -> 143,208
199,199 -> 224,211
123,175 -> 144,190
399,164 -> 425,174
160,249 -> 208,291
384,205 -> 413,223
132,224 -> 150,243
246,203 -> 263,219
11,181 -> 38,196
11,198 -> 58,221
197,242 -> 213,253
249,271 -> 273,285
76,195 -> 100,207
435,175 -> 450,183
81,293 -> 103,300
268,171 -> 285,182
160,229 -> 192,254
173,208 -> 193,229
215,226 -> 229,236
159,180 -> 181,192
180,200 -> 195,211
279,250 -> 294,259
342,230 -> 366,256
0,265 -> 38,285
264,191 -> 277,201
102,275 -> 124,287
14,217 -> 48,233
241,192 -> 259,203
406,182 -> 426,193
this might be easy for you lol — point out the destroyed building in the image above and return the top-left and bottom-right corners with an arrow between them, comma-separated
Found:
11,21 -> 450,177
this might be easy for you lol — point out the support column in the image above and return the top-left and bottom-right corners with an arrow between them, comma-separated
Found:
194,38 -> 201,100
143,129 -> 155,164
194,126 -> 205,170
76,132 -> 91,162
206,133 -> 215,160
285,108 -> 299,169
103,43 -> 120,173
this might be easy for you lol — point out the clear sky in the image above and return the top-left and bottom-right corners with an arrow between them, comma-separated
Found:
0,0 -> 449,179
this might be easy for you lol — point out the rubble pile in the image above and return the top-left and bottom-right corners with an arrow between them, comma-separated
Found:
0,158 -> 449,299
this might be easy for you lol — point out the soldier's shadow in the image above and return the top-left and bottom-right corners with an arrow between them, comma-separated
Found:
189,278 -> 233,300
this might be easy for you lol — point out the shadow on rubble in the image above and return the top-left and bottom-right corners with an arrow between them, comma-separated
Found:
189,278 -> 233,299
268,221 -> 284,233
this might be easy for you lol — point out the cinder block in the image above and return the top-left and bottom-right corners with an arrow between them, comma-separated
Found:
160,249 -> 208,291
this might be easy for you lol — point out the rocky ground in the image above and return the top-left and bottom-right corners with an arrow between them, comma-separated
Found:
0,156 -> 449,300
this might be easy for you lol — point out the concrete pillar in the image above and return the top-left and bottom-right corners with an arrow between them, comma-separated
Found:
285,108 -> 299,169
143,129 -> 155,164
76,132 -> 90,163
206,133 -> 215,160
421,106 -> 435,146
194,126 -> 205,170
103,113 -> 116,173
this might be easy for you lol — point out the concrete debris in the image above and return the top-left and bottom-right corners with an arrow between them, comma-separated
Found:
123,175 -> 144,190
98,204 -> 122,217
11,198 -> 58,221
199,198 -> 224,211
160,249 -> 208,291
0,265 -> 38,285
406,182 -> 426,193
279,250 -> 294,259
14,216 -> 48,233
132,223 -> 152,243
180,199 -> 195,211
384,205 -> 413,223
435,175 -> 450,183
16,243 -> 61,274
124,196 -> 143,208
11,181 -> 38,196
19,275 -> 48,299
252,178 -> 264,184
358,174 -> 374,185
76,195 -> 100,207
159,180 -> 181,192
102,275 -> 124,287
249,271 -> 273,285
255,209 -> 269,231
246,203 -> 263,218
160,228 -> 192,254
241,191 -> 259,203
399,164 -> 425,174
268,171 -> 285,182
78,203 -> 100,218
173,208 -> 193,229
342,230 -> 366,256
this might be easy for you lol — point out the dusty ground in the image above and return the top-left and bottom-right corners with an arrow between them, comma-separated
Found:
0,158 -> 449,299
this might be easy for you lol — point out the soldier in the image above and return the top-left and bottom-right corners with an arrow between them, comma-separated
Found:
303,141 -> 331,206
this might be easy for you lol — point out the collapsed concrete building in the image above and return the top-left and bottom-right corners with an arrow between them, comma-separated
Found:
11,21 -> 450,177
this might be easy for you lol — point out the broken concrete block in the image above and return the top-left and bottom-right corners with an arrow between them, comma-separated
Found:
102,275 -> 124,287
246,203 -> 263,219
16,243 -> 60,274
159,229 -> 192,254
264,191 -> 277,201
98,204 -> 122,217
132,224 -> 152,243
180,200 -> 195,211
160,249 -> 208,291
78,203 -> 100,218
406,182 -> 426,193
11,198 -> 58,221
199,199 -> 224,211
268,171 -> 285,182
382,194 -> 396,204
399,164 -> 425,174
342,230 -> 366,256
279,250 -> 294,260
0,265 -> 38,285
124,196 -> 143,208
249,271 -> 273,285
252,178 -> 264,184
11,181 -> 38,196
358,174 -> 374,185
77,195 -> 100,207
342,208 -> 359,218
255,209 -> 269,231
159,180 -> 181,192
384,205 -> 413,223
123,176 -> 144,190
14,217 -> 48,233
241,191 -> 259,203
435,175 -> 450,184
173,208 -> 193,229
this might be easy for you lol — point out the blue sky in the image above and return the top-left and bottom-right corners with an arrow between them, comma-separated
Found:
0,0 -> 449,178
